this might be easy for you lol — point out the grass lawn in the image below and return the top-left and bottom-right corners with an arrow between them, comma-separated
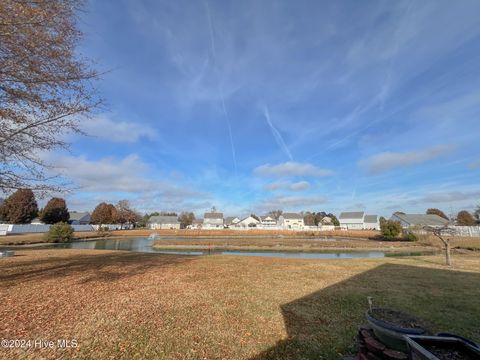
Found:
0,250 -> 479,359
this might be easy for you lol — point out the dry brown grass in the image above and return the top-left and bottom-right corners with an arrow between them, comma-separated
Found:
153,237 -> 435,252
0,229 -> 380,246
416,234 -> 480,250
0,249 -> 479,359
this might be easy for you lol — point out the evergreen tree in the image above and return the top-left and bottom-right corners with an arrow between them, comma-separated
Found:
40,198 -> 69,224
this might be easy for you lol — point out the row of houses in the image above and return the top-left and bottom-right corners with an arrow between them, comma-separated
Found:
24,210 -> 453,231
148,212 -> 335,230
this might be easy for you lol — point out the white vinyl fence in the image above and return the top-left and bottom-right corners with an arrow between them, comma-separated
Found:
0,224 -> 95,235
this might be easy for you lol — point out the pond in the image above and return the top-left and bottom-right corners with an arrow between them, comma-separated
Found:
39,237 -> 431,259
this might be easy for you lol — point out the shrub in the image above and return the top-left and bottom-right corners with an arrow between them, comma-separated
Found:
96,226 -> 111,238
380,220 -> 402,240
45,222 -> 74,243
403,231 -> 418,242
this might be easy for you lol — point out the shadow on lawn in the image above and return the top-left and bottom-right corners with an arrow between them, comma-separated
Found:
251,263 -> 480,360
0,250 -> 196,286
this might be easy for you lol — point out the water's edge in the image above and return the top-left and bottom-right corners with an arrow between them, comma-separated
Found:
20,236 -> 437,260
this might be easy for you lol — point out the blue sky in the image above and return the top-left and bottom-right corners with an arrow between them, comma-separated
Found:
49,0 -> 480,217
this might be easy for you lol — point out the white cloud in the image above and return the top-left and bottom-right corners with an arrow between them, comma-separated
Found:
264,180 -> 310,192
255,162 -> 334,177
420,191 -> 480,204
359,145 -> 455,175
52,154 -> 154,193
81,114 -> 157,143
41,153 -> 211,213
256,195 -> 328,212
469,160 -> 480,170
289,181 -> 311,191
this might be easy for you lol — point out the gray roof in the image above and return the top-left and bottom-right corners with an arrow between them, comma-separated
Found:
339,211 -> 365,219
148,215 -> 179,224
364,215 -> 378,223
261,215 -> 275,221
392,213 -> 448,226
204,212 -> 223,219
224,216 -> 238,225
69,211 -> 91,221
281,213 -> 303,219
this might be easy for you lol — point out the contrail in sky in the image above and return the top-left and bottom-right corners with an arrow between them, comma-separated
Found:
204,0 -> 237,174
263,105 -> 293,161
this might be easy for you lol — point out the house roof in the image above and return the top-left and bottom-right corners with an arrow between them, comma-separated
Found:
148,215 -> 179,224
239,216 -> 260,223
204,212 -> 223,219
339,211 -> 365,219
225,216 -> 239,225
281,213 -> 303,220
393,213 -> 448,227
364,215 -> 378,223
260,215 -> 275,221
69,211 -> 91,221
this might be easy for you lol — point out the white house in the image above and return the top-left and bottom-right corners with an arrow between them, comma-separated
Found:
69,211 -> 91,225
203,212 -> 224,229
278,213 -> 304,230
188,219 -> 203,229
390,213 -> 448,229
260,215 -> 277,226
339,212 -> 365,230
225,217 -> 241,227
235,216 -> 260,228
148,215 -> 180,230
339,212 -> 380,230
364,215 -> 380,230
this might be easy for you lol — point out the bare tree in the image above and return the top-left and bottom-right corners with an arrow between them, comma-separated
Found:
423,225 -> 456,266
114,200 -> 138,229
0,0 -> 101,194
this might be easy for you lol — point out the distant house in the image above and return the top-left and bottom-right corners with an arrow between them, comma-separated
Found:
364,215 -> 380,230
278,213 -> 304,229
203,212 -> 224,229
68,211 -> 91,225
339,212 -> 380,230
260,215 -> 277,226
339,212 -> 365,230
321,216 -> 333,225
188,219 -> 203,230
235,216 -> 260,228
225,217 -> 241,227
31,217 -> 44,225
390,213 -> 449,229
148,215 -> 180,230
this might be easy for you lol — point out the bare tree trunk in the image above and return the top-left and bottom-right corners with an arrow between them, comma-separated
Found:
444,241 -> 451,266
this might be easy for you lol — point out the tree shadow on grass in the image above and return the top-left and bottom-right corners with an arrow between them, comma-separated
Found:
251,263 -> 480,360
0,250 -> 196,287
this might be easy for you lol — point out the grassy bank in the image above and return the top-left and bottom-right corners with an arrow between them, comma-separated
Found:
0,231 -> 110,246
0,228 -> 380,246
152,237 -> 437,253
0,249 -> 479,359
